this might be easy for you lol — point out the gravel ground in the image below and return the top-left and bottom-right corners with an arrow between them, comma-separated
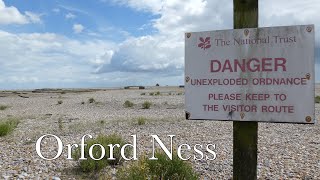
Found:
0,86 -> 319,179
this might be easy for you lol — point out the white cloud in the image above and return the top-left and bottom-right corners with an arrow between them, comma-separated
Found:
153,0 -> 230,35
0,0 -> 28,24
97,0 -> 232,77
96,35 -> 183,75
98,0 -> 320,83
260,0 -> 320,25
111,0 -> 163,13
25,11 -> 42,23
65,12 -> 76,19
0,0 -> 41,25
59,5 -> 89,15
73,23 -> 84,33
92,50 -> 114,65
259,0 -> 320,42
0,30 -> 115,89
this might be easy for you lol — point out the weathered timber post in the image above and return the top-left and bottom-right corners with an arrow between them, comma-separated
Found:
233,0 -> 258,180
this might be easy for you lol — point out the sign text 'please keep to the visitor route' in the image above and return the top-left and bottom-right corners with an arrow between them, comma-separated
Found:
185,25 -> 315,123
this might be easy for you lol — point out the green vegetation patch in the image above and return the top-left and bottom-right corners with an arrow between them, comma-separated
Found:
142,101 -> 152,109
0,105 -> 9,110
0,117 -> 20,137
88,98 -> 96,103
117,151 -> 198,180
123,100 -> 134,108
58,117 -> 63,130
136,117 -> 146,125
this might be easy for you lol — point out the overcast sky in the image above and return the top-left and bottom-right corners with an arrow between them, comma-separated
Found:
0,0 -> 319,90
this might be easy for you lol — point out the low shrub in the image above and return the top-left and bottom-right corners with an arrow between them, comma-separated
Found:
0,117 -> 20,136
137,117 -> 146,125
57,100 -> 63,105
88,98 -> 95,103
155,91 -> 160,96
140,92 -> 146,95
0,105 -> 9,110
315,96 -> 320,103
142,101 -> 152,109
58,118 -> 63,130
117,158 -> 149,180
73,134 -> 130,172
147,151 -> 198,179
117,151 -> 198,180
149,92 -> 154,96
124,100 -> 134,108
0,123 -> 10,136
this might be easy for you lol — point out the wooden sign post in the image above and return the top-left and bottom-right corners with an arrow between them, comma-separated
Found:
233,0 -> 258,179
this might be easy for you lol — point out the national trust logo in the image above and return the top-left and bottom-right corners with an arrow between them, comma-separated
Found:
198,37 -> 211,50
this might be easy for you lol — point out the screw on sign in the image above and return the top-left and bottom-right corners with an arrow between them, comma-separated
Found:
305,116 -> 312,122
306,26 -> 312,32
306,73 -> 311,80
244,29 -> 249,36
186,33 -> 191,38
240,112 -> 245,119
185,76 -> 190,83
198,37 -> 211,50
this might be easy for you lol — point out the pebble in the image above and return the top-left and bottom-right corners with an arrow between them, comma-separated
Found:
52,176 -> 61,180
2,175 -> 10,180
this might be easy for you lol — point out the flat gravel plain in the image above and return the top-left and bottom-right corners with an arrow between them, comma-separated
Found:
0,87 -> 319,179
